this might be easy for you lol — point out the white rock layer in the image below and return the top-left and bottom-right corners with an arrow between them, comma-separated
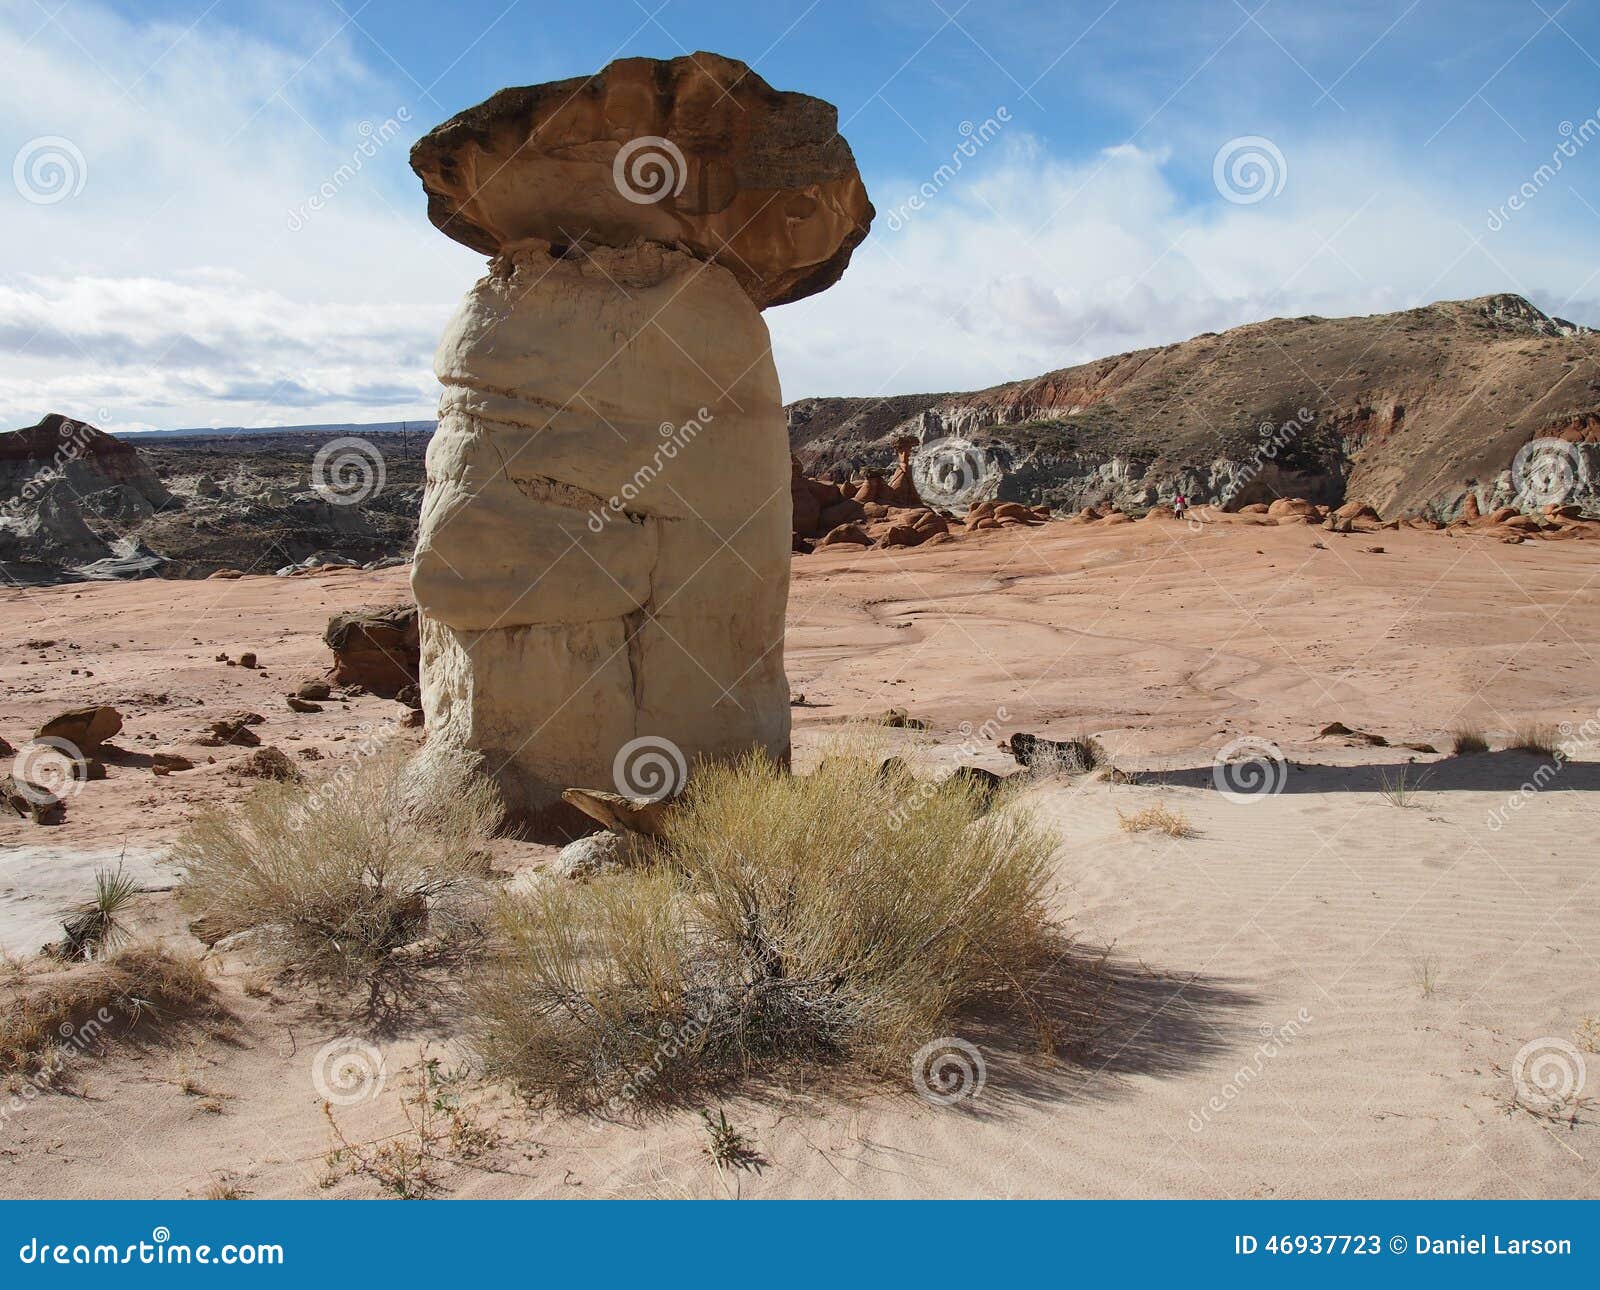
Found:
411,243 -> 791,821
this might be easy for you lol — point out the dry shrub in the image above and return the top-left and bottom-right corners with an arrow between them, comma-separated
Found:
471,749 -> 1058,1110
1116,804 -> 1195,837
1508,722 -> 1561,758
1,945 -> 218,1082
175,748 -> 502,980
1450,726 -> 1489,756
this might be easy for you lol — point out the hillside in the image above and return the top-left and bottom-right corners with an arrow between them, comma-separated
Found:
787,294 -> 1600,519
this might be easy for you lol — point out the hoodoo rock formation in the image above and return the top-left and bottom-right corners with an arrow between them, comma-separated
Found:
407,52 -> 873,823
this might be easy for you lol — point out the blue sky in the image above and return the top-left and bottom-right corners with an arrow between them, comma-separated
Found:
3,0 -> 1599,429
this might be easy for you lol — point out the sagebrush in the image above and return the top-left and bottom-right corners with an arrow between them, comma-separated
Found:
471,750 -> 1058,1110
176,748 -> 502,980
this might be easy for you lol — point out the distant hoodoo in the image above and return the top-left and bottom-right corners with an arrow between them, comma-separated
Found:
407,51 -> 873,825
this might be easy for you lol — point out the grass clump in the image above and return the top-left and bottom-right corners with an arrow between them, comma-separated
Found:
1116,804 -> 1195,837
1378,766 -> 1424,807
1508,722 -> 1561,758
1,945 -> 219,1085
52,863 -> 139,961
471,750 -> 1058,1111
175,748 -> 502,982
1450,726 -> 1489,756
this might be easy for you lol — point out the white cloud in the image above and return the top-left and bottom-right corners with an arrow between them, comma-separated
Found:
770,129 -> 1600,400
2,4 -> 1594,431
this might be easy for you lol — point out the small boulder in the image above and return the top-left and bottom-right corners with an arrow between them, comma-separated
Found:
237,651 -> 258,669
286,696 -> 322,713
5,775 -> 64,825
551,831 -> 653,879
1007,732 -> 1101,773
238,746 -> 300,781
36,705 -> 122,751
561,788 -> 675,838
200,711 -> 264,747
296,679 -> 332,701
151,750 -> 195,775
324,604 -> 420,698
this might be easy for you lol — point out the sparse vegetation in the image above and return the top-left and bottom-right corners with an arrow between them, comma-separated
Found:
699,1107 -> 765,1173
1412,955 -> 1439,997
1508,722 -> 1561,758
0,946 -> 220,1085
1450,726 -> 1489,756
320,1053 -> 498,1199
51,863 -> 138,961
1116,804 -> 1195,837
471,750 -> 1058,1110
1378,766 -> 1424,807
175,749 -> 502,983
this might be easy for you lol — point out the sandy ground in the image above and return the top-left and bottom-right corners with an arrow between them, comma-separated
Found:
1,515 -> 1597,1198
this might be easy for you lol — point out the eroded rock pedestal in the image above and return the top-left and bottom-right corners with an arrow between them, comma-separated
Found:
408,52 -> 872,823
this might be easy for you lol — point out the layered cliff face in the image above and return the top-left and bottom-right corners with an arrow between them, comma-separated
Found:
788,294 -> 1599,520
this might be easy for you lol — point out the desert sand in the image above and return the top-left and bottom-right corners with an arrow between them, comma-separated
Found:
1,515 -> 1596,1199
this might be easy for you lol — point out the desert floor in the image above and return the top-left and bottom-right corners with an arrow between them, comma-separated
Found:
1,514 -> 1597,1198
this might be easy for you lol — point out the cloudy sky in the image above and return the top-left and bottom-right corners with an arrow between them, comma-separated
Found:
3,0 -> 1599,432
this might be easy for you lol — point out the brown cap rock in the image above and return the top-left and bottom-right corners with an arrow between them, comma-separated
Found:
410,51 -> 873,309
